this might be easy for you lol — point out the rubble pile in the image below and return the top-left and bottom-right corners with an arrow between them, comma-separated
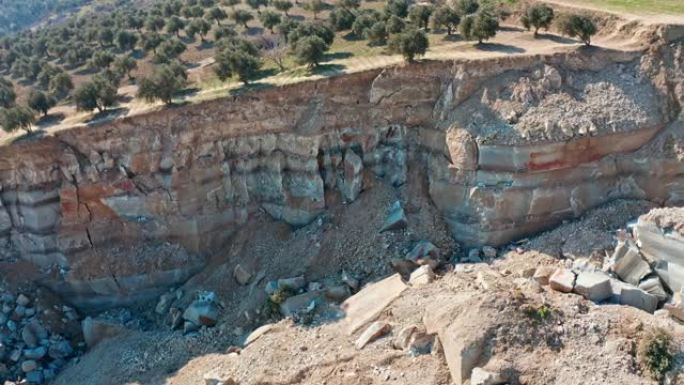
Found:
0,288 -> 81,385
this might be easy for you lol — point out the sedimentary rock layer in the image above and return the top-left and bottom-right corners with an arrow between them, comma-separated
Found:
0,24 -> 682,310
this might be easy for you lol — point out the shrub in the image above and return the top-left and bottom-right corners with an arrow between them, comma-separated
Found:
137,62 -> 187,104
272,0 -> 294,16
385,15 -> 405,34
638,328 -> 673,381
259,10 -> 282,32
48,72 -> 74,101
230,9 -> 254,28
431,5 -> 461,35
27,90 -> 55,116
294,35 -> 327,69
460,10 -> 499,44
214,39 -> 262,84
302,0 -> 325,19
0,106 -> 35,133
329,8 -> 356,31
389,28 -> 428,62
384,0 -> 409,18
367,21 -> 388,46
521,3 -> 555,37
408,4 -> 434,30
456,0 -> 479,15
208,6 -> 228,25
557,14 -> 597,46
74,76 -> 117,112
0,77 -> 16,108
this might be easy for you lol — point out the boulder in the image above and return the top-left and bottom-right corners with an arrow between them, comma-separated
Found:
407,331 -> 434,355
549,269 -> 576,293
406,241 -> 440,269
390,258 -> 419,278
155,292 -> 175,315
277,276 -> 306,292
610,240 -> 651,285
638,276 -> 669,302
471,367 -> 506,385
341,271 -> 360,291
634,213 -> 684,291
82,317 -> 127,348
392,324 -> 418,350
481,246 -> 497,259
620,287 -> 658,313
409,265 -> 435,287
324,285 -> 350,302
338,149 -> 364,203
279,291 -> 321,317
355,321 -> 391,349
21,360 -> 38,373
380,201 -> 407,233
574,272 -> 612,302
341,274 -> 407,335
244,324 -> 275,347
183,301 -> 219,327
233,264 -> 252,286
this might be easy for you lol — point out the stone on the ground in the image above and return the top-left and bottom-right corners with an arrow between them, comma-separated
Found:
21,360 -> 38,373
409,265 -> 435,287
390,258 -> 419,278
81,317 -> 127,348
440,322 -> 487,384
380,201 -> 407,233
342,274 -> 407,335
23,346 -> 47,360
654,260 -> 684,293
407,243 -> 440,270
549,269 -> 576,293
277,276 -> 306,292
610,240 -> 652,285
574,272 -> 612,302
620,287 -> 658,313
16,294 -> 30,307
638,276 -> 669,302
634,213 -> 684,292
481,246 -> 497,259
243,324 -> 275,347
338,149 -> 364,203
183,321 -> 200,334
467,249 -> 482,263
341,271 -> 360,291
155,292 -> 175,315
279,291 -> 321,317
26,370 -> 44,384
183,300 -> 219,327
233,263 -> 252,286
324,285 -> 350,302
471,367 -> 506,385
665,289 -> 684,322
233,264 -> 252,286
393,324 -> 418,350
407,331 -> 434,355
533,266 -> 556,285
355,321 -> 391,349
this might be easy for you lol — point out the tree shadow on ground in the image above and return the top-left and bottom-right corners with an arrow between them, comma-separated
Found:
35,113 -> 66,129
74,66 -> 99,76
85,107 -> 130,124
323,51 -> 353,61
9,129 -> 47,144
245,26 -> 265,36
499,25 -> 526,32
254,68 -> 279,81
443,34 -> 463,42
198,40 -> 215,50
229,82 -> 275,95
536,33 -> 577,44
312,63 -> 346,76
343,32 -> 364,41
476,42 -> 526,54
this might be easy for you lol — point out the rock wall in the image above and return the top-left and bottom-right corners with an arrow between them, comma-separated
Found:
0,27 -> 682,310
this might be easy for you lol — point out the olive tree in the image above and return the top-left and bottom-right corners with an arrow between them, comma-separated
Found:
558,14 -> 597,46
521,3 -> 555,37
388,28 -> 428,62
138,62 -> 188,104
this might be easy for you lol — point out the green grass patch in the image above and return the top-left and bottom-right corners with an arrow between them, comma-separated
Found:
569,0 -> 684,14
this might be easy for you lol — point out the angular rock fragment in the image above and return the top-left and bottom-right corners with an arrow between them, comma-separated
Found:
279,291 -> 321,317
355,321 -> 391,349
233,264 -> 252,286
638,276 -> 668,302
610,240 -> 651,285
393,324 -> 418,350
471,367 -> 506,385
574,272 -> 612,302
620,287 -> 658,313
338,149 -> 364,203
183,300 -> 219,327
342,274 -> 407,335
82,317 -> 127,348
380,201 -> 407,233
277,276 -> 306,292
549,269 -> 576,293
409,265 -> 435,287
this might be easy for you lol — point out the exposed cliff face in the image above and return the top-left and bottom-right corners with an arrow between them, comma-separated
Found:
0,27 -> 682,310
